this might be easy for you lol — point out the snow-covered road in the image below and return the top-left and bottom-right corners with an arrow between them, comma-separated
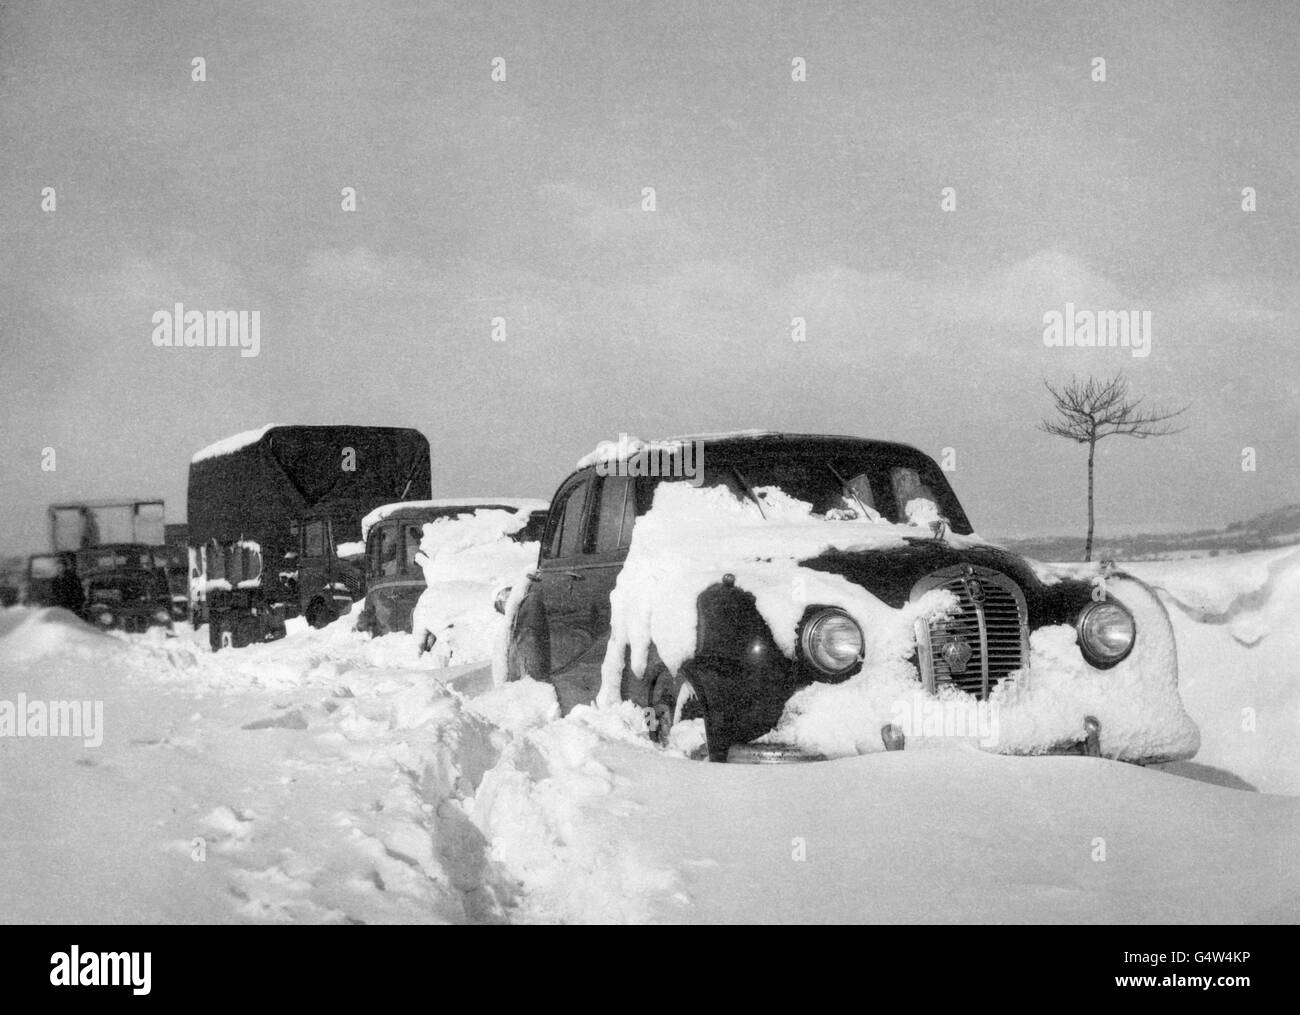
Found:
1,546 -> 1298,924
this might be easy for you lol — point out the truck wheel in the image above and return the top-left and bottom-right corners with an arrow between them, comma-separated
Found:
233,615 -> 259,648
305,599 -> 331,629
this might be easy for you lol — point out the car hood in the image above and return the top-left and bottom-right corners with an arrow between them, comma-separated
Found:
797,538 -> 1046,609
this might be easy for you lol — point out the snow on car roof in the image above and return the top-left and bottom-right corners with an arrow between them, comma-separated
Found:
576,430 -> 775,469
575,431 -> 915,469
361,498 -> 548,540
190,424 -> 278,463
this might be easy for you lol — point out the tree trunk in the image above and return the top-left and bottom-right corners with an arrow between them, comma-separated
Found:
1084,437 -> 1096,562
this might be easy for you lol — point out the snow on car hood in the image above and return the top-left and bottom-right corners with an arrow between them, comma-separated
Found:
597,482 -> 980,696
598,482 -> 1200,763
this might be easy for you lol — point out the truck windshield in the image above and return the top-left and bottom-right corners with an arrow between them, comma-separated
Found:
81,550 -> 154,572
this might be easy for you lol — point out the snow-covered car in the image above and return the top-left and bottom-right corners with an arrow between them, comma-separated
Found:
502,432 -> 1200,763
356,499 -> 547,638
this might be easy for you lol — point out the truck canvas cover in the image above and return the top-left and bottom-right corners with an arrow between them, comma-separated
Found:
187,426 -> 432,551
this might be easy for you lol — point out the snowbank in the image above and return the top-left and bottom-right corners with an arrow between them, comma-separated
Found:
0,607 -> 124,664
1129,546 -> 1300,794
410,508 -> 541,668
1,542 -> 1297,924
469,699 -> 684,923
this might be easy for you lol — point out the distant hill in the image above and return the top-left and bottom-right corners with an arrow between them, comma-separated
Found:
991,503 -> 1300,563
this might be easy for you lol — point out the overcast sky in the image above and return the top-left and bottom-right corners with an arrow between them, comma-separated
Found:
1,0 -> 1297,554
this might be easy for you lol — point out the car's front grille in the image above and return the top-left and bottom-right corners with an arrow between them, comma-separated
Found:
910,565 -> 1029,698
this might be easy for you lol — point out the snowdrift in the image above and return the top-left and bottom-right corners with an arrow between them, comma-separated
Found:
1130,546 -> 1300,794
410,508 -> 541,669
0,542 -> 1295,924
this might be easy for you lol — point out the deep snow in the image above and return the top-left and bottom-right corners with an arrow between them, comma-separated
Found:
409,507 -> 541,668
0,545 -> 1297,923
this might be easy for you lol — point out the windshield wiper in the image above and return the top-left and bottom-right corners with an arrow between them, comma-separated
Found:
826,462 -> 873,520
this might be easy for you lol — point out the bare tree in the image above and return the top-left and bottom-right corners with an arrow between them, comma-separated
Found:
1038,373 -> 1187,561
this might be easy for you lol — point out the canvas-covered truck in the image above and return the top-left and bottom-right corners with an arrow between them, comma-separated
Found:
186,425 -> 432,651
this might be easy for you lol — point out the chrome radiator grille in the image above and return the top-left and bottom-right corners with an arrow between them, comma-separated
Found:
910,565 -> 1029,698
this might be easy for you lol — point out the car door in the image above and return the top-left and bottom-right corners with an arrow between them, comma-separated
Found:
544,472 -> 639,711
536,471 -> 597,684
296,516 -> 330,615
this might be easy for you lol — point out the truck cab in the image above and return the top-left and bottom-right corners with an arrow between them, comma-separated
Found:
76,543 -> 174,634
289,514 -> 364,628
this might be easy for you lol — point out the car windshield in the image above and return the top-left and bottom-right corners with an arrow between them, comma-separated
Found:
81,550 -> 154,572
696,445 -> 970,533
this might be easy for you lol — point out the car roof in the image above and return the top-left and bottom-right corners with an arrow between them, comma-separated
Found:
576,431 -> 930,471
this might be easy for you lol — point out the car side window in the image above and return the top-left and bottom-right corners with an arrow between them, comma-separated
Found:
544,476 -> 593,560
403,524 -> 424,573
890,466 -> 944,524
588,476 -> 636,553
619,481 -> 637,547
378,525 -> 399,577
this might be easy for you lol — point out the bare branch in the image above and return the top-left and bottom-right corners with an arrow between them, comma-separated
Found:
1039,371 -> 1189,561
1039,372 -> 1188,444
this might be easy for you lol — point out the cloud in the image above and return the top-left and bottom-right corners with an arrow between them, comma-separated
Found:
535,181 -> 693,251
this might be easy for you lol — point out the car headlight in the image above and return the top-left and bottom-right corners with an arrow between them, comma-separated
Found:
153,610 -> 171,623
1076,600 -> 1136,667
97,611 -> 114,625
800,608 -> 864,676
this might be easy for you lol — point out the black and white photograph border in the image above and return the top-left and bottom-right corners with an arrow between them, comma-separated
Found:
0,0 -> 1296,952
